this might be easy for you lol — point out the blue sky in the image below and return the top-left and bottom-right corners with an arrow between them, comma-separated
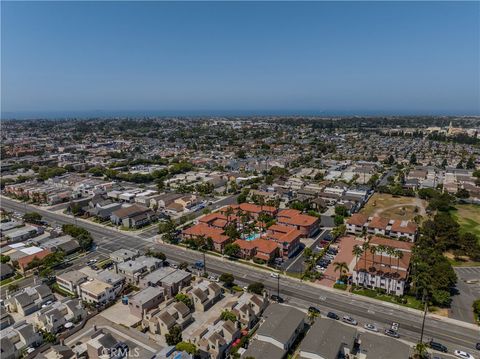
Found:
1,1 -> 479,118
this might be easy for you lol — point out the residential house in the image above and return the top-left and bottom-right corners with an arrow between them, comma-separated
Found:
144,300 -> 192,336
191,279 -> 223,312
243,304 -> 305,359
128,286 -> 166,319
193,319 -> 240,359
139,267 -> 192,297
33,298 -> 86,333
1,321 -> 42,359
116,255 -> 163,284
109,248 -> 139,263
4,284 -> 54,316
230,292 -> 268,329
110,204 -> 157,229
56,271 -> 88,296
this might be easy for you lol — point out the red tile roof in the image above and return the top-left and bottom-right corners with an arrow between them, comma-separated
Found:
199,212 -> 227,224
347,213 -> 368,226
234,239 -> 257,250
279,213 -> 318,227
368,216 -> 389,230
277,209 -> 302,218
369,236 -> 414,252
390,220 -> 417,234
251,238 -> 278,254
17,249 -> 52,269
182,223 -> 230,244
268,224 -> 293,234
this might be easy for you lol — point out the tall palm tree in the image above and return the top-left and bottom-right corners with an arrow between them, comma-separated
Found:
225,206 -> 234,225
333,261 -> 349,281
369,245 -> 377,266
352,245 -> 363,284
377,244 -> 386,268
396,250 -> 404,272
361,242 -> 370,286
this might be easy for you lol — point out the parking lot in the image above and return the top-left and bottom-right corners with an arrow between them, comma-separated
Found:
318,236 -> 363,287
451,267 -> 480,323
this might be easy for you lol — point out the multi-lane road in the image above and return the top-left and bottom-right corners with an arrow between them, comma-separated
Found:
1,196 -> 479,356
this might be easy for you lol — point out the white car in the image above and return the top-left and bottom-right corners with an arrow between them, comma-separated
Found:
208,275 -> 219,282
391,322 -> 399,331
454,350 -> 475,359
364,323 -> 378,332
270,273 -> 279,278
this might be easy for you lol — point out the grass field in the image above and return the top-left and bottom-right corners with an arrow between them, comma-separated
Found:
360,193 -> 427,221
450,204 -> 480,239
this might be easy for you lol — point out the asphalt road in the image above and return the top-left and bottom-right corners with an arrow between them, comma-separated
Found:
1,196 -> 479,356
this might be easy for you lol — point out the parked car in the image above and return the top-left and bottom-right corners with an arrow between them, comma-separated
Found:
364,323 -> 378,332
308,306 -> 320,314
454,351 -> 474,359
270,294 -> 284,303
327,312 -> 339,320
428,341 -> 448,353
208,275 -> 219,282
342,316 -> 358,326
384,329 -> 400,338
270,273 -> 279,278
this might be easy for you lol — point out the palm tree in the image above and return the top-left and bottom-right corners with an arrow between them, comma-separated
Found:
369,245 -> 377,266
377,244 -> 386,268
385,246 -> 395,292
361,242 -> 370,286
225,206 -> 234,225
413,342 -> 428,359
333,261 -> 349,281
352,245 -> 363,284
396,249 -> 404,271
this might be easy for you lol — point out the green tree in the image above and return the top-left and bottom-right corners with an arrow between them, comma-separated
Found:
334,205 -> 349,217
334,215 -> 344,226
352,245 -> 363,274
333,261 -> 349,281
224,243 -> 241,258
220,309 -> 237,322
145,249 -> 166,261
165,325 -> 183,346
175,342 -> 197,355
175,293 -> 192,308
23,212 -> 42,224
219,273 -> 235,287
247,282 -> 264,295
0,255 -> 10,263
456,188 -> 470,199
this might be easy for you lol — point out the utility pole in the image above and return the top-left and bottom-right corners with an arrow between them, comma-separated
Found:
203,250 -> 206,277
419,289 -> 428,345
277,275 -> 280,299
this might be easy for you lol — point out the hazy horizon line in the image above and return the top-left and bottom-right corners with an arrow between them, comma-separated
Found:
2,109 -> 480,120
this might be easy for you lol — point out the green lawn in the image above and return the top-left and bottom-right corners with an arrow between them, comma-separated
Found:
450,204 -> 480,239
352,287 -> 424,310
